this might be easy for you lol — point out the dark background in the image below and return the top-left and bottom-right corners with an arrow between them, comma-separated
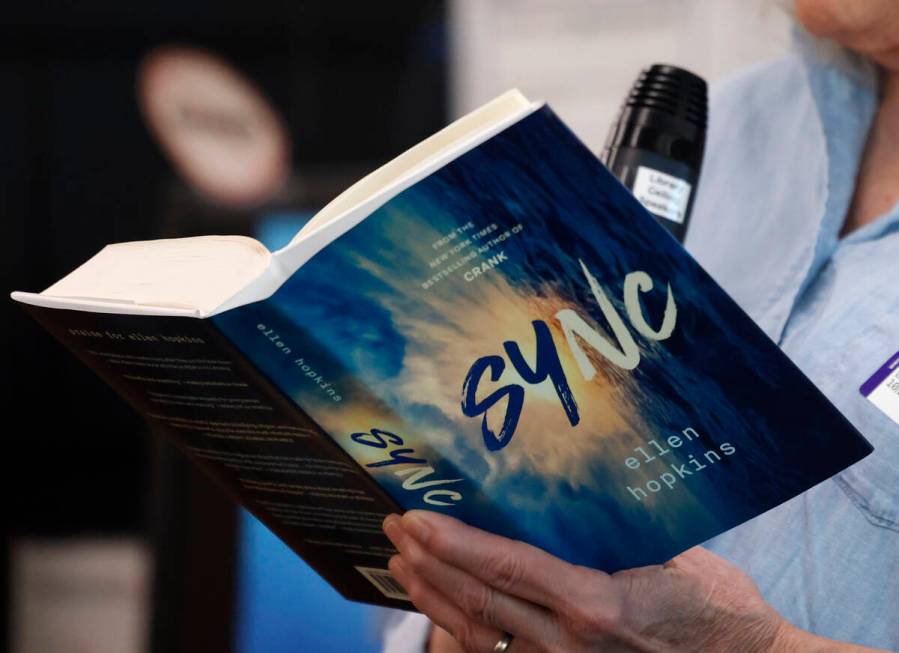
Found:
2,1 -> 447,650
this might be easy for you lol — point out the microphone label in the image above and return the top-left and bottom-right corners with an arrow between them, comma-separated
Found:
632,166 -> 692,224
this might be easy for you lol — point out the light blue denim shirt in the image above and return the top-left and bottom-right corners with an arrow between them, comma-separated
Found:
382,33 -> 899,651
688,33 -> 899,649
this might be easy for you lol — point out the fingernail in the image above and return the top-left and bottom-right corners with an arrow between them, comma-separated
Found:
383,514 -> 403,546
402,511 -> 431,544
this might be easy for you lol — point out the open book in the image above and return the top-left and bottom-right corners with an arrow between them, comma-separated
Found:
14,91 -> 536,318
13,90 -> 872,609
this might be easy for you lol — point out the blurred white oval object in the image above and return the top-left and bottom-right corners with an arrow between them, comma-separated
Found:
138,45 -> 290,207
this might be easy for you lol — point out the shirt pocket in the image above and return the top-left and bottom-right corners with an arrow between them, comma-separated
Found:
819,319 -> 899,532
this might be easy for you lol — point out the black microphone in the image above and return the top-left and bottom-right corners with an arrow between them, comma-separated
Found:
602,64 -> 708,243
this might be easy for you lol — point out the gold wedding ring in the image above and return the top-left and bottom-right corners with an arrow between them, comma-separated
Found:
493,632 -> 514,652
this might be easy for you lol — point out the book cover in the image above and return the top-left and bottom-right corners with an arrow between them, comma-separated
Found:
208,105 -> 873,572
19,304 -> 411,608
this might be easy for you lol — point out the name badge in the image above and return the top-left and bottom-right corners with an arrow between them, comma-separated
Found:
860,351 -> 899,425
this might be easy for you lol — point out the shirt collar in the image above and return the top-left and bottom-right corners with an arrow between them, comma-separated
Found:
794,26 -> 899,244
754,27 -> 899,344
669,30 -> 893,343
791,27 -> 880,269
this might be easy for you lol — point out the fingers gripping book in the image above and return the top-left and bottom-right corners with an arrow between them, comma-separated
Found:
13,90 -> 872,608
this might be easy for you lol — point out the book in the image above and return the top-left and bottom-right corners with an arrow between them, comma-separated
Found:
12,90 -> 872,609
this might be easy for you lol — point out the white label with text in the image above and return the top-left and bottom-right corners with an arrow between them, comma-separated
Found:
633,166 -> 692,224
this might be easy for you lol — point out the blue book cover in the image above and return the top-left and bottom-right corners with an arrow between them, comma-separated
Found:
210,105 -> 873,572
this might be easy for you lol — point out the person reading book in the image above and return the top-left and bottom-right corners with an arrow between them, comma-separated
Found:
12,1 -> 896,650
379,1 -> 899,651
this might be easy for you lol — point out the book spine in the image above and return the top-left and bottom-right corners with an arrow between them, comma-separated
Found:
20,303 -> 410,608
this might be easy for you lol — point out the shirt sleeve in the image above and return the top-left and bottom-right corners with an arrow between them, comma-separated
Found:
380,610 -> 432,653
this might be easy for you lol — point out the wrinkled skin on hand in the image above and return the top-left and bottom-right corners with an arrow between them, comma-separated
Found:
383,511 -> 789,653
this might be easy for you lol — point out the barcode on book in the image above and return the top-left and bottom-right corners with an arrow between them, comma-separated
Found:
354,566 -> 410,601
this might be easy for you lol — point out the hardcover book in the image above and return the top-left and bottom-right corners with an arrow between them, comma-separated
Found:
12,90 -> 872,609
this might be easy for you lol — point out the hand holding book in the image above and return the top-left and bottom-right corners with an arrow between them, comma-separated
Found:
383,511 -> 888,653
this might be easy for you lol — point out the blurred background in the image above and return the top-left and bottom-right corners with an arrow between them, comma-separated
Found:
3,1 -> 790,651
